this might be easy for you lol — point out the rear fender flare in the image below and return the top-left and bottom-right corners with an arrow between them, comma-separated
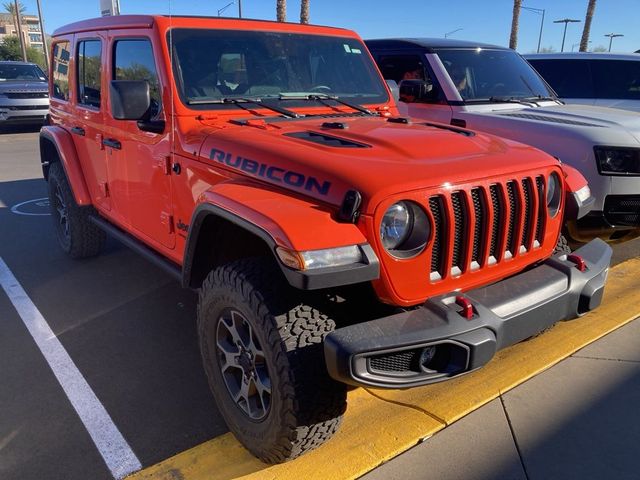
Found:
40,126 -> 92,206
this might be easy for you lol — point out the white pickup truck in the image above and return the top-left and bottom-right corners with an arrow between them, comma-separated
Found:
366,38 -> 640,243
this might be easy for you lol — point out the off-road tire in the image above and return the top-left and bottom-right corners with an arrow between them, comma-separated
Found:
197,257 -> 347,463
47,162 -> 105,258
553,233 -> 572,254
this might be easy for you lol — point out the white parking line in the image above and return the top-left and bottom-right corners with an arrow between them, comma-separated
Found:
0,257 -> 142,479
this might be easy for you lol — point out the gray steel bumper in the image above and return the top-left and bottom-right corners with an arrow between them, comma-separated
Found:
324,238 -> 612,389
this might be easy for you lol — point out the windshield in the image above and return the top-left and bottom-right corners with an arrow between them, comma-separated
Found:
435,48 -> 555,102
170,29 -> 388,109
0,63 -> 46,82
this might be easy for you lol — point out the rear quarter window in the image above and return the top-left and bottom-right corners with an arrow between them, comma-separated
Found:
52,41 -> 71,101
528,59 -> 594,98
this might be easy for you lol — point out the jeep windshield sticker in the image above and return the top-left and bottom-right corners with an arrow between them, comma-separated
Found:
209,148 -> 332,196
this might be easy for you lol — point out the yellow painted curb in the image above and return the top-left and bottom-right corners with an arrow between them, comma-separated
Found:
128,258 -> 640,480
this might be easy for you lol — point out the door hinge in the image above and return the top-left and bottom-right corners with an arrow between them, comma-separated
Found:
100,182 -> 110,197
161,156 -> 171,175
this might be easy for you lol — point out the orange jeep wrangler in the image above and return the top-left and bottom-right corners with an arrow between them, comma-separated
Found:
41,15 -> 611,463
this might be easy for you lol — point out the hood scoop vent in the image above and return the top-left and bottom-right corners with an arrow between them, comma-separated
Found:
499,113 -> 603,127
285,131 -> 371,148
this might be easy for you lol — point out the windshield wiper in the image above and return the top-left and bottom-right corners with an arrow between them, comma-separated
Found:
278,93 -> 374,116
486,96 -> 538,107
188,97 -> 300,119
522,95 -> 562,103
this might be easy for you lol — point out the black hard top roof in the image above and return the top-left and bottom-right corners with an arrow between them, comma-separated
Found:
365,38 -> 508,51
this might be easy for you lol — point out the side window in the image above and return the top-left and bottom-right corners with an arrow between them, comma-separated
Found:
113,39 -> 161,117
52,41 -> 71,101
528,59 -> 594,98
590,60 -> 640,100
77,40 -> 102,109
377,54 -> 428,84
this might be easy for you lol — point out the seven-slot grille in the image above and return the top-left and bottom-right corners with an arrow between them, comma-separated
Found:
429,176 -> 546,281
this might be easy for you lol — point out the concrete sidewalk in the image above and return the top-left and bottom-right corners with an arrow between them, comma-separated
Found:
360,317 -> 640,480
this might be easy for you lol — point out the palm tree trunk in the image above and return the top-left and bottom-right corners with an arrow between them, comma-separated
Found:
300,0 -> 309,24
579,0 -> 597,52
509,0 -> 522,50
276,0 -> 286,22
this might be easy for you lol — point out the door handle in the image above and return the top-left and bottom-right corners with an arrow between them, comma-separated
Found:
71,126 -> 85,136
102,138 -> 122,150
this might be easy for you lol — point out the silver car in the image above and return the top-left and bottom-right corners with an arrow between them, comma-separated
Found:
0,61 -> 49,125
525,52 -> 640,114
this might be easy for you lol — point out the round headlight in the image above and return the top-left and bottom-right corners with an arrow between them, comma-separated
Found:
380,202 -> 412,250
546,172 -> 562,218
380,201 -> 431,258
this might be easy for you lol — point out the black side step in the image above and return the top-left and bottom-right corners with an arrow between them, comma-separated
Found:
89,216 -> 182,283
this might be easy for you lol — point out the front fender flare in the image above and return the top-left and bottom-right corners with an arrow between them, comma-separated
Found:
183,182 -> 379,290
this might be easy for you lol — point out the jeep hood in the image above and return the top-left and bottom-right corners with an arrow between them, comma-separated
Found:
197,115 -> 559,212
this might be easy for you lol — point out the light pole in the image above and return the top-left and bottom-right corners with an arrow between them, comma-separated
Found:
553,18 -> 581,52
444,28 -> 463,38
604,33 -> 624,52
36,0 -> 49,71
217,1 -> 235,16
522,6 -> 545,53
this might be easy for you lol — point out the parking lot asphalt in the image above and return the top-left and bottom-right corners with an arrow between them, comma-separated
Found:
0,127 -> 638,480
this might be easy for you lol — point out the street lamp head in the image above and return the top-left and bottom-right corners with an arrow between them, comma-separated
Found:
553,18 -> 581,24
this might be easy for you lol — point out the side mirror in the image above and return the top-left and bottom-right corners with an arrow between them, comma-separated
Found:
385,79 -> 400,103
110,80 -> 165,134
399,79 -> 435,103
110,80 -> 151,120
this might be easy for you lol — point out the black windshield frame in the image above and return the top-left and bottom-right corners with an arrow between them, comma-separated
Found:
167,28 -> 389,111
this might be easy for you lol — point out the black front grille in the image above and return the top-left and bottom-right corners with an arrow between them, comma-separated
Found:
369,350 -> 420,373
429,196 -> 446,276
427,176 -> 546,280
604,195 -> 640,226
451,192 -> 466,270
471,188 -> 484,264
5,92 -> 48,99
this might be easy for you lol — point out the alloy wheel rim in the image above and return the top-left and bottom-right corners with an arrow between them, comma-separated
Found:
215,309 -> 271,421
54,184 -> 70,240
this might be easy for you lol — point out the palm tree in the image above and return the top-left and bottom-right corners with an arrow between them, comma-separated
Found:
300,0 -> 309,24
509,0 -> 522,50
276,0 -> 286,22
579,0 -> 597,52
3,1 -> 26,38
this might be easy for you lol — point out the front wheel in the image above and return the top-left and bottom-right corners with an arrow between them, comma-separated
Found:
47,162 -> 105,258
197,258 -> 347,463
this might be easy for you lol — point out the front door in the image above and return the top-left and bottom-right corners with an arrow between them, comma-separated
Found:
103,34 -> 174,249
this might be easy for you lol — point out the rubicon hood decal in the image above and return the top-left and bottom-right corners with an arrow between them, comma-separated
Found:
209,147 -> 332,196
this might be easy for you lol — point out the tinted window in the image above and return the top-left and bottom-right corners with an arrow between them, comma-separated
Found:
436,48 -> 555,101
528,59 -> 594,98
0,63 -> 45,81
52,41 -> 71,100
113,39 -> 161,116
77,40 -> 102,108
590,60 -> 640,100
170,29 -> 388,108
376,54 -> 427,83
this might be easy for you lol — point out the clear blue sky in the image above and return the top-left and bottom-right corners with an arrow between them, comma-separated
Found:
15,0 -> 640,53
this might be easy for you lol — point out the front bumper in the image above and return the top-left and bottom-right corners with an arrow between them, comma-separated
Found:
0,104 -> 48,125
567,196 -> 640,243
324,238 -> 612,389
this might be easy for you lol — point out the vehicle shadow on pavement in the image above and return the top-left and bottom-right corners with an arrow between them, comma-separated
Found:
0,125 -> 42,135
0,178 -> 231,472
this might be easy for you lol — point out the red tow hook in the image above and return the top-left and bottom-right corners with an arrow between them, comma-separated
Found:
567,254 -> 587,272
455,295 -> 475,320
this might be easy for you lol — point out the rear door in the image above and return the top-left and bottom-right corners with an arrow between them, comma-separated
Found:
103,33 -> 174,249
72,33 -> 111,212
